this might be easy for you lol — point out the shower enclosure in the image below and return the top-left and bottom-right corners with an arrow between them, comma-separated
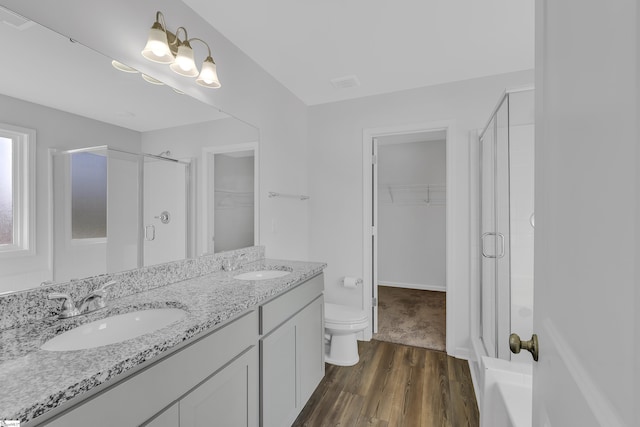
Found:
478,88 -> 534,362
51,146 -> 190,282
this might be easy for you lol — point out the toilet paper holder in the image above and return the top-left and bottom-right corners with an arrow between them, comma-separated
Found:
343,277 -> 362,288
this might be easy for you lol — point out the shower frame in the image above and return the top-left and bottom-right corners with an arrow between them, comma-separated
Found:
477,87 -> 534,361
50,145 -> 192,282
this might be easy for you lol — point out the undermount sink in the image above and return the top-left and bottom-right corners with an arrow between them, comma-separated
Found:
41,308 -> 186,351
233,270 -> 291,281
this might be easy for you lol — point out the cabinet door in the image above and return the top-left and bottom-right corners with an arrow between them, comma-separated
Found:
180,346 -> 258,427
261,319 -> 297,427
141,403 -> 178,427
296,296 -> 325,404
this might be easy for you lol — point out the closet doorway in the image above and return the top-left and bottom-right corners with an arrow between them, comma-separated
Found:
202,142 -> 259,254
362,123 -> 451,352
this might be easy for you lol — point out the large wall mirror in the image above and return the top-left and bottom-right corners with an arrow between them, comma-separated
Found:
0,5 -> 260,294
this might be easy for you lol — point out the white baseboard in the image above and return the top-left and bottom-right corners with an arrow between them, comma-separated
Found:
468,359 -> 482,412
378,281 -> 446,292
453,346 -> 470,360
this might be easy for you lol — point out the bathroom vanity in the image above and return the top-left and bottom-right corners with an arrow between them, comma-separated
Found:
0,255 -> 325,427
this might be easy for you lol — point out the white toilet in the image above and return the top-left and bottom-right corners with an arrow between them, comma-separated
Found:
324,302 -> 369,366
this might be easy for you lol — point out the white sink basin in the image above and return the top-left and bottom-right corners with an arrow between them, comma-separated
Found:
233,270 -> 291,281
41,308 -> 186,351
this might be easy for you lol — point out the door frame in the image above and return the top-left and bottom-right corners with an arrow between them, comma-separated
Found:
362,120 -> 455,354
201,142 -> 259,255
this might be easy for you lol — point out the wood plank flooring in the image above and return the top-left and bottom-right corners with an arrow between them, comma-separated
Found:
292,340 -> 479,427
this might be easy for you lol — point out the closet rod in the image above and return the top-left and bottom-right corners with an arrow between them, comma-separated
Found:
268,191 -> 310,201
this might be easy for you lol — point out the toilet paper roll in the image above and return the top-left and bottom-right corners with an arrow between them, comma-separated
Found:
343,277 -> 360,288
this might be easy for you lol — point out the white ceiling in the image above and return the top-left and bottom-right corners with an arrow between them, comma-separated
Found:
184,0 -> 534,105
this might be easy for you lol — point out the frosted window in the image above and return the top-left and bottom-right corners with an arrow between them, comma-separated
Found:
0,137 -> 12,245
71,152 -> 107,239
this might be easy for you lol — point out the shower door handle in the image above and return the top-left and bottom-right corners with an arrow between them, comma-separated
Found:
481,232 -> 505,259
145,225 -> 156,241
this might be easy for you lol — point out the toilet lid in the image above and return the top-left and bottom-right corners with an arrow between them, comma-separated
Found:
325,303 -> 368,324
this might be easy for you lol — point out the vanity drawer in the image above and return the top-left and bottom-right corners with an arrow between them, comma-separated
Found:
260,273 -> 324,335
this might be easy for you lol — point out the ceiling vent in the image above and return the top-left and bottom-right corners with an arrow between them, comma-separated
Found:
0,6 -> 33,30
330,75 -> 360,90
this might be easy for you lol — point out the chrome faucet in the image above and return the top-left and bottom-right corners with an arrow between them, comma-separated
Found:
48,281 -> 117,319
222,253 -> 247,272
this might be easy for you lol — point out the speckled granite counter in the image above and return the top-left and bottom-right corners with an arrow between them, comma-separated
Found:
0,259 -> 326,424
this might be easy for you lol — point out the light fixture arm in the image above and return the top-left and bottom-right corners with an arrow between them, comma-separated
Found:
174,27 -> 189,46
187,38 -> 213,58
155,11 -> 167,29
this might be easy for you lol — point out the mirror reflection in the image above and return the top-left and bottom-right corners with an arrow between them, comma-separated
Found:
0,6 -> 259,294
209,150 -> 256,253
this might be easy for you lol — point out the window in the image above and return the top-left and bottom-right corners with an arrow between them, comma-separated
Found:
70,151 -> 107,239
0,124 -> 36,256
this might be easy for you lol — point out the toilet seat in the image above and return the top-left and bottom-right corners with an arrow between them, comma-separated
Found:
325,303 -> 368,330
325,303 -> 368,323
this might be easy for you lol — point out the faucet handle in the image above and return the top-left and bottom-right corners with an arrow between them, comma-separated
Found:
97,280 -> 117,293
90,281 -> 117,309
48,293 -> 80,318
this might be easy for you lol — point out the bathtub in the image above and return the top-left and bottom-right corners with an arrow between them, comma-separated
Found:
480,356 -> 532,427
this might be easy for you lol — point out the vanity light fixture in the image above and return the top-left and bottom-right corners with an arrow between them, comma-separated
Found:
141,11 -> 221,88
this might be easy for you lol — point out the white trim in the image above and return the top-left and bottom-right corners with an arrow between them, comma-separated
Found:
378,281 -> 446,292
454,346 -> 470,360
362,120 -> 455,354
201,142 -> 259,255
47,149 -> 54,279
0,123 -> 36,257
468,359 -> 482,411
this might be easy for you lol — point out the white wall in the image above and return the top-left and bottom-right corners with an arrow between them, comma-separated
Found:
0,94 -> 141,292
377,140 -> 446,290
508,123 -> 534,348
3,0 -> 311,262
308,70 -> 534,357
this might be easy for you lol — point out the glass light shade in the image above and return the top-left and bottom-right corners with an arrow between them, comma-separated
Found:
111,60 -> 138,73
196,57 -> 221,88
169,43 -> 198,77
141,74 -> 165,85
141,24 -> 174,64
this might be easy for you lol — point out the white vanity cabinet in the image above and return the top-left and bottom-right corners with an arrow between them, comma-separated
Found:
142,347 -> 258,427
31,271 -> 325,427
260,273 -> 325,427
178,346 -> 258,426
42,310 -> 258,427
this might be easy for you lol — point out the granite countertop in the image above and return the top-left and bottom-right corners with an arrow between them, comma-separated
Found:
0,259 -> 326,424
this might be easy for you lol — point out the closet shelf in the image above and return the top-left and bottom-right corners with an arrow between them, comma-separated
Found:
214,189 -> 254,210
379,184 -> 446,206
268,191 -> 310,201
214,189 -> 253,195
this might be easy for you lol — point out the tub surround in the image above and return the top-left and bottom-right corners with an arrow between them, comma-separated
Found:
0,250 -> 326,424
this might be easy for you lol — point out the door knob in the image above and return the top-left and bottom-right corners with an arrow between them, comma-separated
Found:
509,333 -> 539,361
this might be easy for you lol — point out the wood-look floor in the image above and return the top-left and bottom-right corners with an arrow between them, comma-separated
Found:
292,340 -> 479,427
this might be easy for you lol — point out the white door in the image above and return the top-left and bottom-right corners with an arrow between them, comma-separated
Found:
533,1 -> 637,425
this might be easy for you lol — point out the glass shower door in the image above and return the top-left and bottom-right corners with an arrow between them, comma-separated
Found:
480,96 -> 512,360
